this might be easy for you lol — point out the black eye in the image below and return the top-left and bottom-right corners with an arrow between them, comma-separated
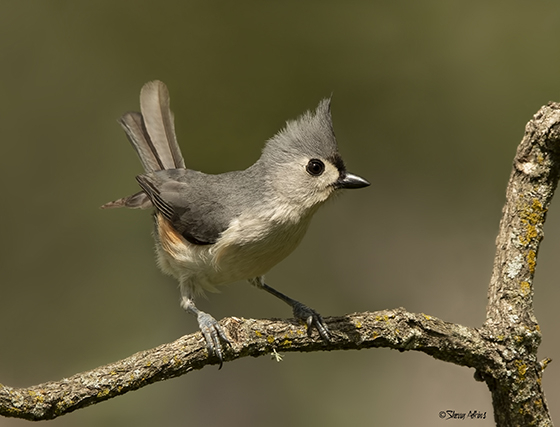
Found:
306,159 -> 325,176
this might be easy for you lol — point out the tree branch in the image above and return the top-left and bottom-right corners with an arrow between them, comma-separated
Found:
0,309 -> 497,421
480,102 -> 560,426
2,103 -> 560,425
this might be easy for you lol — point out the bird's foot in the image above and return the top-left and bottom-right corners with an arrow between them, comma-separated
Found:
291,301 -> 330,341
196,311 -> 231,369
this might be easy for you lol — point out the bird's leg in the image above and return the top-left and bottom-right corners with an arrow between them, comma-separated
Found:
249,276 -> 330,341
180,294 -> 231,369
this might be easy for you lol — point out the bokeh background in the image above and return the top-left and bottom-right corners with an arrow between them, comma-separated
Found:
1,1 -> 560,426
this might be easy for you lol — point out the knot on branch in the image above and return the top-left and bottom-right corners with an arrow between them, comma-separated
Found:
516,102 -> 560,178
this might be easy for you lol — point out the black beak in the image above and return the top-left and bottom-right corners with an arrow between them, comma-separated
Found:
336,172 -> 370,189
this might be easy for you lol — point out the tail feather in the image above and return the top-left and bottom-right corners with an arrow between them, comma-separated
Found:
101,191 -> 153,209
119,111 -> 163,173
139,80 -> 185,170
102,80 -> 185,209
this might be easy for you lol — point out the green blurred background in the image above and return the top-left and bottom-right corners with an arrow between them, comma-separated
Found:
1,1 -> 560,426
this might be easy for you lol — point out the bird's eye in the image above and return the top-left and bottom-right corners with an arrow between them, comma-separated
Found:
306,159 -> 325,176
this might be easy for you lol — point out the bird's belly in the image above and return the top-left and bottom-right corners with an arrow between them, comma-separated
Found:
154,212 -> 313,292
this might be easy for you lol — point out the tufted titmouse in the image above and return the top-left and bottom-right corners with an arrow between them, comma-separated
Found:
103,81 -> 369,366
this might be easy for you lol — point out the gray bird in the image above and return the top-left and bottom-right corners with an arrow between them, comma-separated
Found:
103,80 -> 369,366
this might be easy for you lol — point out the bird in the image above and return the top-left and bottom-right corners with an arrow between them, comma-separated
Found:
103,80 -> 369,367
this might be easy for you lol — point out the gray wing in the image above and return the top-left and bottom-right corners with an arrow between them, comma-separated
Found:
136,170 -> 235,245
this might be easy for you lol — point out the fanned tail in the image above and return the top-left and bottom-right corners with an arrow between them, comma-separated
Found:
102,80 -> 185,210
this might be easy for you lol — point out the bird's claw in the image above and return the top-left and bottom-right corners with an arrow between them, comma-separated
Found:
196,312 -> 231,369
292,301 -> 330,341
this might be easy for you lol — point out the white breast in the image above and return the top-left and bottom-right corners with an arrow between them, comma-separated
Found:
154,208 -> 315,295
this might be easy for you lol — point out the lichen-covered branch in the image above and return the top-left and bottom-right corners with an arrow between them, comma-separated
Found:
0,309 -> 495,421
2,103 -> 560,425
481,102 -> 560,427
486,103 -> 560,331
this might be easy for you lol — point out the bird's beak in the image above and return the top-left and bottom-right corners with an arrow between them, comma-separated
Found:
336,172 -> 370,189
